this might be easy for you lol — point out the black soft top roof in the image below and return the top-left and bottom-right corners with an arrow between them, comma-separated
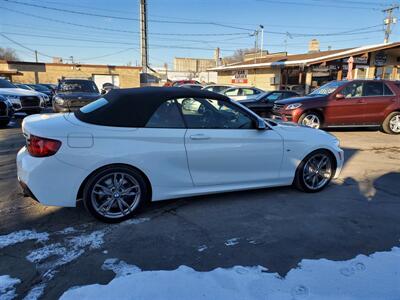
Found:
75,87 -> 230,127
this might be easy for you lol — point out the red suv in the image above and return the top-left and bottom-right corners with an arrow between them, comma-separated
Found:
272,80 -> 400,134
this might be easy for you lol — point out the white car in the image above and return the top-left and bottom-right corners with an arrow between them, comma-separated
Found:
222,86 -> 264,101
0,79 -> 45,114
17,87 -> 344,222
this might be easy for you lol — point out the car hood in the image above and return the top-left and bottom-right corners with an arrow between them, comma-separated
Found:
275,95 -> 326,105
0,88 -> 42,96
238,99 -> 259,104
55,92 -> 100,100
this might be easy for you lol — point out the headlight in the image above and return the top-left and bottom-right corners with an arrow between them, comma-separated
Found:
5,95 -> 20,103
286,103 -> 302,110
54,96 -> 64,105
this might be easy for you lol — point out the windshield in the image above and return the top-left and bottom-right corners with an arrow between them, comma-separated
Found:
30,84 -> 50,91
57,80 -> 99,93
309,81 -> 347,96
0,79 -> 17,88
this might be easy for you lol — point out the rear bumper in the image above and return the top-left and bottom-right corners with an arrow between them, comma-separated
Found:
17,147 -> 86,207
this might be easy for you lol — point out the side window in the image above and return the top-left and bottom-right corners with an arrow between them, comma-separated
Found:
363,82 -> 384,96
265,92 -> 282,101
384,84 -> 394,96
176,98 -> 254,129
340,82 -> 363,98
224,88 -> 239,96
145,100 -> 185,128
242,88 -> 256,95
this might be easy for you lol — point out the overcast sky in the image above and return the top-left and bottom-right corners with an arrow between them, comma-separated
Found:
0,0 -> 397,67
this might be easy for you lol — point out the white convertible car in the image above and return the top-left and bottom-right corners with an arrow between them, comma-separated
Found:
17,87 -> 344,222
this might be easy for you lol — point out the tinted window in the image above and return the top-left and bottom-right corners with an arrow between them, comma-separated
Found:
310,81 -> 347,95
384,84 -> 394,95
364,82 -> 383,96
176,98 -> 254,129
0,79 -> 16,88
58,80 -> 99,93
80,98 -> 108,113
265,92 -> 282,101
146,100 -> 185,128
242,88 -> 256,95
340,82 -> 363,98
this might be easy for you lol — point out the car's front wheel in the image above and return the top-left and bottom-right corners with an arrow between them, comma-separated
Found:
298,112 -> 322,129
294,150 -> 335,193
83,165 -> 149,222
382,112 -> 400,134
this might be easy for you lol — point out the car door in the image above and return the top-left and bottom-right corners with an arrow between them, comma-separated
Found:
361,81 -> 396,125
325,81 -> 366,125
176,97 -> 284,186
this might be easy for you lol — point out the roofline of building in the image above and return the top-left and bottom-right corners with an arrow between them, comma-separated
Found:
209,42 -> 400,71
0,60 -> 142,70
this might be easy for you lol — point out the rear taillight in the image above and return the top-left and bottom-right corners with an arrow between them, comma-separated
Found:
26,135 -> 62,157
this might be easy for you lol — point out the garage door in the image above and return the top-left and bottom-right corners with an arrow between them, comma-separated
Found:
93,74 -> 120,90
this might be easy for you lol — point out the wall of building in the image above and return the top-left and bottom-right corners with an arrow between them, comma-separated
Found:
0,61 -> 141,88
174,58 -> 216,72
217,68 -> 281,91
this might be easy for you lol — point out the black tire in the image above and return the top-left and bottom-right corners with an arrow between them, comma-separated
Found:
83,165 -> 149,223
298,112 -> 323,129
0,119 -> 10,127
382,112 -> 400,134
294,150 -> 335,193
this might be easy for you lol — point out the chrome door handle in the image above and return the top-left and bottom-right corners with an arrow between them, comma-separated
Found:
190,134 -> 210,140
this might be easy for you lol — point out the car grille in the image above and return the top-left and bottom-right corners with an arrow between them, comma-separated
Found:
20,96 -> 40,107
69,100 -> 90,107
273,104 -> 285,111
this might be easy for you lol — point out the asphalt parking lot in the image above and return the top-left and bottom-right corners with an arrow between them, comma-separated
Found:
1,116 -> 400,299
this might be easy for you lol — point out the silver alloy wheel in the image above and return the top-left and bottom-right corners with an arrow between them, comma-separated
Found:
389,114 -> 400,133
301,114 -> 321,129
303,153 -> 332,190
91,172 -> 141,219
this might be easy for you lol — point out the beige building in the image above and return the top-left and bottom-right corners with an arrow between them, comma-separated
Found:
0,60 -> 142,88
210,42 -> 400,93
173,57 -> 216,73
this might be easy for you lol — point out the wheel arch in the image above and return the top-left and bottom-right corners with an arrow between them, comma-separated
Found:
300,109 -> 325,122
76,163 -> 153,203
299,147 -> 338,176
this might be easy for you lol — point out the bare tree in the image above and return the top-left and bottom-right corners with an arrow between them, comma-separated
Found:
223,48 -> 257,64
0,47 -> 19,61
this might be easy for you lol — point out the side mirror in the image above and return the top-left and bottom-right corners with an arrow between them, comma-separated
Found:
256,119 -> 267,130
335,93 -> 345,100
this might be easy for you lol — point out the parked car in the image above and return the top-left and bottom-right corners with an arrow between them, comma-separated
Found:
14,84 -> 51,106
202,84 -> 235,94
40,83 -> 57,93
239,90 -> 299,118
0,79 -> 44,114
53,79 -> 101,113
163,80 -> 201,87
179,84 -> 203,90
0,94 -> 13,127
221,86 -> 264,101
17,87 -> 343,222
282,85 -> 306,96
272,80 -> 400,134
27,84 -> 54,99
101,83 -> 120,95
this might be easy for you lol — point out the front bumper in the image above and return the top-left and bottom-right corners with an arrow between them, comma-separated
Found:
17,147 -> 86,207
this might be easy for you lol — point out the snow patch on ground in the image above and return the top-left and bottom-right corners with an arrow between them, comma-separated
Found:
224,238 -> 239,246
197,245 -> 208,252
61,247 -> 400,300
0,275 -> 21,300
121,217 -> 150,226
0,230 -> 49,249
22,283 -> 46,300
102,258 -> 141,278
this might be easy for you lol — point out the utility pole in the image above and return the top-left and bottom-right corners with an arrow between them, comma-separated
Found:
252,29 -> 259,64
34,50 -> 38,62
259,25 -> 264,58
140,0 -> 148,74
383,4 -> 399,44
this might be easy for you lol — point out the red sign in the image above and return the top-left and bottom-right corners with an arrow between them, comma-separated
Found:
232,70 -> 248,84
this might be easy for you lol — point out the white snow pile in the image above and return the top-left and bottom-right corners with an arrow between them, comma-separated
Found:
0,230 -> 49,249
61,247 -> 400,300
0,275 -> 20,300
102,258 -> 141,278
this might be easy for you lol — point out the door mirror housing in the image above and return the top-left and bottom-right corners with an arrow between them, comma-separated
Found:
256,119 -> 267,130
335,93 -> 345,100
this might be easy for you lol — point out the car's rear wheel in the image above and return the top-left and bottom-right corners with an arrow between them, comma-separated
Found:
382,112 -> 400,134
298,112 -> 322,129
0,119 -> 10,127
83,165 -> 149,223
294,150 -> 335,193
